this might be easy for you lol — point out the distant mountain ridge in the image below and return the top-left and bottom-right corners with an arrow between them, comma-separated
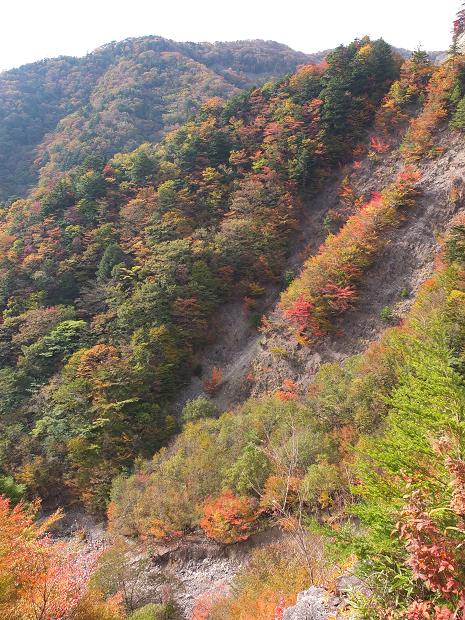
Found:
394,46 -> 448,63
0,36 -> 445,202
0,36 -> 317,201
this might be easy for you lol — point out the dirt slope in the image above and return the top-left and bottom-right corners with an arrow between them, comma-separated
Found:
173,127 -> 465,410
171,166 -> 342,413
161,127 -> 465,616
251,128 -> 465,395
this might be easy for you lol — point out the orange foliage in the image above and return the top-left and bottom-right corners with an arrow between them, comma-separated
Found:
275,379 -> 299,401
375,54 -> 433,132
288,62 -> 327,91
0,496 -> 111,620
74,343 -> 121,379
199,491 -> 261,544
402,61 -> 460,161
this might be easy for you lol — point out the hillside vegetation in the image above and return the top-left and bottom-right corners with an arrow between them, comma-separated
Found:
107,48 -> 465,618
0,37 -> 313,201
3,19 -> 465,620
0,38 -> 398,512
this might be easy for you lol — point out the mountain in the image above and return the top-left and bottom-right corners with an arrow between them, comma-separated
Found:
0,37 -> 399,513
106,47 -> 465,618
394,46 -> 448,62
0,36 -> 315,201
2,26 -> 465,620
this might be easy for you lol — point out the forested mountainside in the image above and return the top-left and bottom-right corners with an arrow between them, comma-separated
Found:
0,37 -> 399,513
0,37 -> 314,201
3,13 -> 465,620
107,46 -> 465,619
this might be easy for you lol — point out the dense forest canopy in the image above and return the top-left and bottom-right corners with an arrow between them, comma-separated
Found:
0,37 -> 399,511
0,36 -> 315,201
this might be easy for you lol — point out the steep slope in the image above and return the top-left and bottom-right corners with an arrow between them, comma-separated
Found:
108,133 -> 465,617
0,37 -> 313,200
0,38 -> 399,512
103,49 -> 465,617
250,128 -> 465,395
3,25 -> 465,620
174,131 -> 459,410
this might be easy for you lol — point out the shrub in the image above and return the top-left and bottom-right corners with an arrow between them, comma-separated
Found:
0,475 -> 25,504
128,602 -> 181,620
302,462 -> 344,509
223,444 -> 271,496
450,94 -> 465,130
181,397 -> 218,423
203,367 -> 223,395
0,497 -> 105,620
402,60 -> 460,161
90,540 -> 154,611
72,591 -> 125,620
259,475 -> 302,513
380,306 -> 393,321
108,420 -> 226,539
199,491 -> 262,544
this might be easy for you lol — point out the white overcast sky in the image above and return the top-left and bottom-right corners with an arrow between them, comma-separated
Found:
0,0 -> 461,72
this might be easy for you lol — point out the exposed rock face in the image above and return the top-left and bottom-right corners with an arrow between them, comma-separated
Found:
282,573 -> 369,619
282,586 -> 343,620
184,128 -> 465,407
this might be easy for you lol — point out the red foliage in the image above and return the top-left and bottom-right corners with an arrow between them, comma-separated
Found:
273,597 -> 286,619
397,456 -> 465,617
370,136 -> 390,154
283,295 -> 323,336
369,191 -> 383,205
279,170 -> 420,345
317,283 -> 357,313
406,601 -> 456,620
446,457 -> 465,516
454,4 -> 465,35
398,490 -> 462,597
203,367 -> 224,395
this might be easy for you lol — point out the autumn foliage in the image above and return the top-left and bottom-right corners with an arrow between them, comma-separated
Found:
396,455 -> 465,619
203,367 -> 224,396
0,38 -> 402,509
279,170 -> 420,343
402,60 -> 462,161
199,491 -> 262,544
0,496 -> 119,620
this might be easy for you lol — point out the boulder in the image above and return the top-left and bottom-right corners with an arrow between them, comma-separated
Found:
282,586 -> 341,620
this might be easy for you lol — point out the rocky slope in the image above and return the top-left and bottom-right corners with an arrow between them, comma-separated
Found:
179,127 -> 465,413
149,121 -> 465,617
